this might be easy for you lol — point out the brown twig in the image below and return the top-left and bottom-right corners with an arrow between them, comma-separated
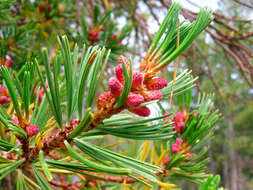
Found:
233,0 -> 253,9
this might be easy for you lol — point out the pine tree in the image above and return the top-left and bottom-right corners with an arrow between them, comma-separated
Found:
0,1 -> 223,189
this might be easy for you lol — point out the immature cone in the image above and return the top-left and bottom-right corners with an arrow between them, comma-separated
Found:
97,91 -> 116,109
118,56 -> 130,66
0,96 -> 10,104
172,112 -> 185,134
108,78 -> 123,97
26,125 -> 39,137
172,138 -> 183,154
132,71 -> 144,89
5,59 -> 13,69
70,119 -> 78,127
146,91 -> 163,101
88,31 -> 99,41
115,65 -> 124,83
125,93 -> 144,107
172,122 -> 184,134
174,112 -> 184,122
145,77 -> 168,90
6,154 -> 12,159
163,156 -> 170,165
115,56 -> 130,83
0,86 -> 9,96
172,144 -> 180,154
12,118 -> 19,125
131,106 -> 150,117
110,34 -> 117,41
38,5 -> 44,12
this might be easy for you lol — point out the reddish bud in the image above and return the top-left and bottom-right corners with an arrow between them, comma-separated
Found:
193,111 -> 198,117
73,183 -> 81,188
172,144 -> 180,154
145,77 -> 168,90
88,31 -> 99,41
125,93 -> 144,107
0,86 -> 9,96
39,93 -> 44,102
176,137 -> 183,146
163,156 -> 170,165
70,119 -> 77,126
46,4 -> 51,11
97,91 -> 116,109
172,122 -> 184,134
132,71 -> 144,89
5,59 -> 13,69
115,65 -> 124,83
26,125 -> 39,137
146,91 -> 163,101
12,118 -> 18,125
118,56 -> 129,66
131,106 -> 150,117
163,112 -> 170,123
6,154 -> 12,159
187,153 -> 196,158
174,112 -> 184,122
110,34 -> 117,41
0,96 -> 10,104
108,78 -> 123,97
38,5 -> 44,12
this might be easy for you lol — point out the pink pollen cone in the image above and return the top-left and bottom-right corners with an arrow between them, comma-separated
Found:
131,71 -> 144,89
146,91 -> 163,101
0,96 -> 9,104
163,112 -> 170,122
172,144 -> 180,154
6,154 -> 12,159
145,77 -> 168,90
176,138 -> 183,146
26,125 -> 39,137
70,119 -> 77,126
5,59 -> 13,69
115,65 -> 124,83
12,118 -> 19,125
118,56 -> 130,66
163,156 -> 170,165
0,86 -> 8,96
108,78 -> 123,97
125,93 -> 144,107
131,106 -> 150,117
174,112 -> 184,122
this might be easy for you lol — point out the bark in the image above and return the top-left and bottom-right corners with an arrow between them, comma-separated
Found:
223,136 -> 229,188
227,119 -> 240,190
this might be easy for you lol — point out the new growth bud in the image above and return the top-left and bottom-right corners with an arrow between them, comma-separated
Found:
130,106 -> 150,117
0,86 -> 11,104
163,156 -> 170,165
0,96 -> 10,104
132,71 -> 144,89
5,59 -> 13,69
125,93 -> 144,107
108,78 -> 123,97
26,125 -> 39,137
115,57 -> 130,83
145,77 -> 168,90
146,91 -> 163,101
172,112 -> 185,134
97,91 -> 116,109
88,31 -> 99,41
118,56 -> 130,66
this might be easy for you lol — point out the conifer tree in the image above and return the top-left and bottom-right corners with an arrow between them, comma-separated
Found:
0,1 -> 224,189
